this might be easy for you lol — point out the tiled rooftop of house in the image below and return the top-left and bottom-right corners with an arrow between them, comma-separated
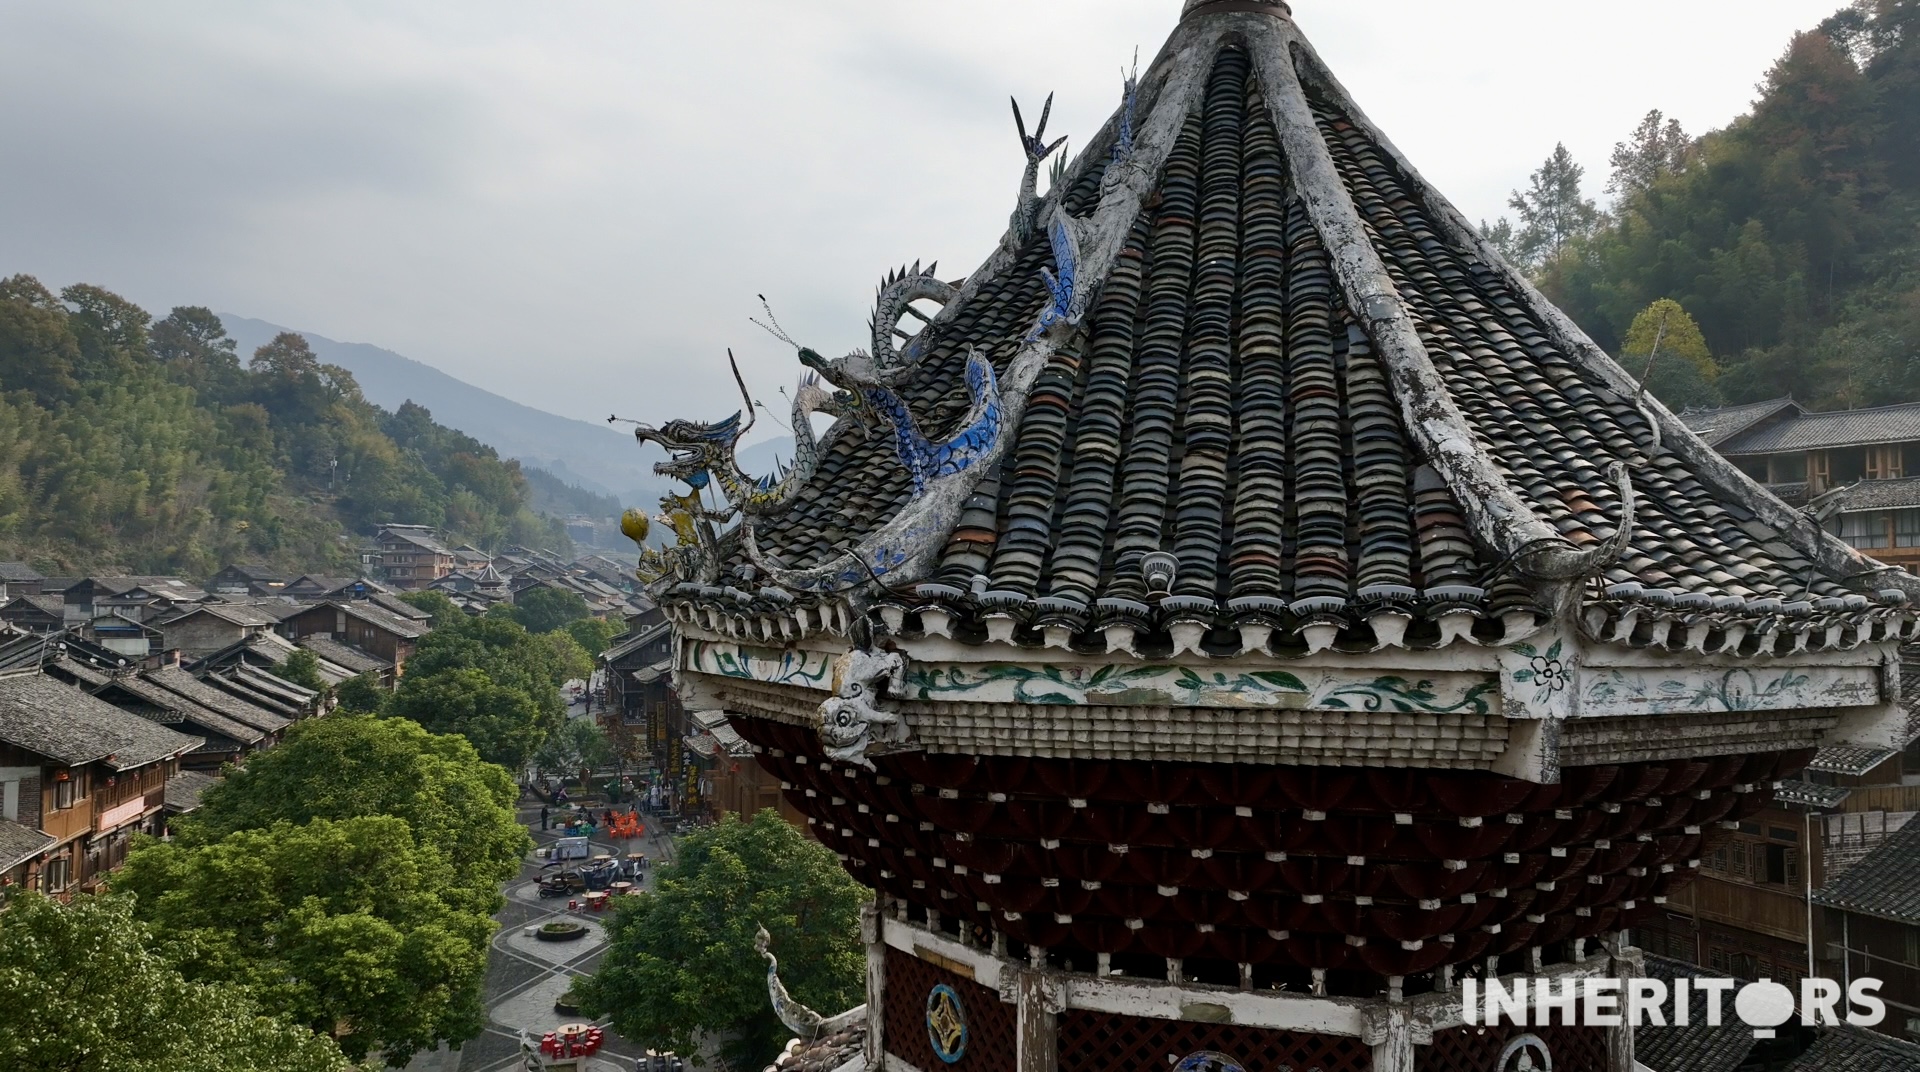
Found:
1716,400 -> 1920,455
1814,818 -> 1920,924
0,670 -> 201,770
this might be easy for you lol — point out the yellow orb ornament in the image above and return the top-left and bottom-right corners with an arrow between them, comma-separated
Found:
620,508 -> 650,547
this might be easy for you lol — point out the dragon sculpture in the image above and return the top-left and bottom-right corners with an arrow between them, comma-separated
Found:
1006,93 -> 1068,251
1028,205 -> 1088,341
819,647 -> 909,770
754,924 -> 826,1040
1103,52 -> 1144,194
864,347 -> 1001,497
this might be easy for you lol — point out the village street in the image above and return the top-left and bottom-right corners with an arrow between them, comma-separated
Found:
405,799 -> 673,1072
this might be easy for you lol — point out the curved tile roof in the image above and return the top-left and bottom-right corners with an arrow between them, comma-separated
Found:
649,2 -> 1918,658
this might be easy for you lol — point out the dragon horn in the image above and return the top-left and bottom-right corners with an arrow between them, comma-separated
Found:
728,349 -> 757,439
1035,92 -> 1054,140
1010,96 -> 1029,146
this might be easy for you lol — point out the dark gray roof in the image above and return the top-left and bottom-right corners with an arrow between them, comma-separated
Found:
1784,1025 -> 1920,1071
163,770 -> 221,813
3,594 -> 63,618
94,673 -> 266,745
1808,745 -> 1898,777
369,592 -> 432,621
285,575 -> 356,593
143,665 -> 291,735
647,18 -> 1899,659
1678,397 -> 1800,448
1773,780 -> 1852,809
0,562 -> 43,583
0,670 -> 202,769
331,600 -> 427,640
1815,819 -> 1920,923
297,636 -> 390,674
50,656 -> 112,688
1829,475 -> 1920,514
0,818 -> 55,871
1634,957 -> 1756,1072
161,603 -> 279,629
1719,400 -> 1920,455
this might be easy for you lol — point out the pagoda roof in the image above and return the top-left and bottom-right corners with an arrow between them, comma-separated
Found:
643,0 -> 1916,661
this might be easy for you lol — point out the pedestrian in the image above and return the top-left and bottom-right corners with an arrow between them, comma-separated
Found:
540,806 -> 549,832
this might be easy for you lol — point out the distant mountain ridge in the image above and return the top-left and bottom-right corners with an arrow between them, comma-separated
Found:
219,315 -> 672,506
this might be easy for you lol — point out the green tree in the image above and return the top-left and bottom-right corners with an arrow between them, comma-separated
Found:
276,648 -> 329,693
116,817 -> 493,1065
535,717 -> 616,787
0,892 -> 356,1072
564,615 -> 619,657
576,811 -> 867,1069
1607,109 -> 1693,198
334,672 -> 390,715
389,667 -> 548,771
1621,298 -> 1721,410
398,589 -> 463,627
181,716 -> 528,911
1504,143 -> 1600,270
509,586 -> 592,634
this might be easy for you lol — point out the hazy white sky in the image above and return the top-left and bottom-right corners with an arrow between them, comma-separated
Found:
0,0 -> 1845,436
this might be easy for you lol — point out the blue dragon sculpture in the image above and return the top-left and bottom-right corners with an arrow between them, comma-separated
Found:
864,347 -> 1001,497
1028,205 -> 1088,341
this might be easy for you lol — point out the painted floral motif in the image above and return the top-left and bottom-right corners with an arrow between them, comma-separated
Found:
1317,677 -> 1500,715
1174,1053 -> 1246,1072
901,663 -> 1497,714
1508,639 -> 1570,706
1581,666 -> 1822,715
687,641 -> 833,689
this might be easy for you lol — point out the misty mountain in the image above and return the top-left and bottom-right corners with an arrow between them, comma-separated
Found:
219,315 -> 674,507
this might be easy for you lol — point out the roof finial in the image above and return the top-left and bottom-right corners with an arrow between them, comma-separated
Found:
1181,0 -> 1291,18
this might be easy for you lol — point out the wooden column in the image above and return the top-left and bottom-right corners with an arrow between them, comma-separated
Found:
863,900 -> 885,1069
1607,934 -> 1643,1072
1362,1005 -> 1420,1072
1012,968 -> 1062,1072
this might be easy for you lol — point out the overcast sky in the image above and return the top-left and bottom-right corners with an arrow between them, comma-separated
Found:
0,0 -> 1845,440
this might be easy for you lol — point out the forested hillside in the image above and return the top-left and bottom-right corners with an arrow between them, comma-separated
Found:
0,275 -> 569,574
1489,0 -> 1919,410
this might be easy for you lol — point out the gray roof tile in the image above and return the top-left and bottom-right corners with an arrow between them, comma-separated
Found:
1719,401 -> 1920,455
1815,818 -> 1920,923
1784,1025 -> 1920,1071
0,670 -> 202,769
143,665 -> 291,735
163,770 -> 221,813
0,818 -> 55,871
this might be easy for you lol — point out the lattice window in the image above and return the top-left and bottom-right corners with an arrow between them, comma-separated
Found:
1419,1022 -> 1609,1072
883,947 -> 1016,1072
1057,1010 -> 1371,1072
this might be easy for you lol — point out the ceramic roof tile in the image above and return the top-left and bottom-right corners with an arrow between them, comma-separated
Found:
1783,1025 -> 1920,1071
645,3 -> 1912,656
1719,401 -> 1920,454
0,819 -> 54,871
1814,818 -> 1920,923
0,670 -> 201,769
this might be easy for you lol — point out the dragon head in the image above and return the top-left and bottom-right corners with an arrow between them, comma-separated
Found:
630,411 -> 744,489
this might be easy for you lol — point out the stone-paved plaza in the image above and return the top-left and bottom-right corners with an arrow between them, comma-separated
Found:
405,802 -> 674,1072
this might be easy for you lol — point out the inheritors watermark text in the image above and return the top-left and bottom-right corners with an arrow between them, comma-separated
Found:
1462,976 -> 1885,1038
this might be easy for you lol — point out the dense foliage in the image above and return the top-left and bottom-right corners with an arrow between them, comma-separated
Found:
1515,0 -> 1920,409
124,716 -> 528,1064
0,892 -> 358,1072
576,811 -> 867,1070
115,817 -> 492,1065
0,277 -> 569,574
388,608 -> 587,768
